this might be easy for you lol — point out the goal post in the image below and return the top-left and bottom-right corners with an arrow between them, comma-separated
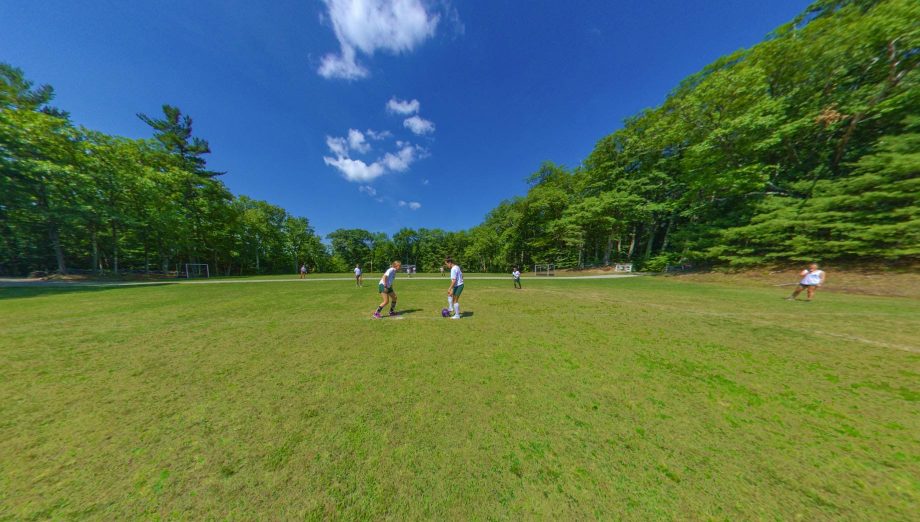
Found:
534,263 -> 555,276
182,263 -> 210,279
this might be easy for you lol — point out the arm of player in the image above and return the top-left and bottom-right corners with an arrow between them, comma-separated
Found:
448,278 -> 456,295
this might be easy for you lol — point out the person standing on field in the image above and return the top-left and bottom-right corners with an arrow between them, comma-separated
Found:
787,263 -> 826,301
445,257 -> 465,319
354,264 -> 363,287
300,263 -> 307,279
374,260 -> 401,318
512,267 -> 522,289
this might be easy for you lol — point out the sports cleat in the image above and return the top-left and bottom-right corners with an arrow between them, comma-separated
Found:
451,314 -> 461,320
389,311 -> 397,316
373,312 -> 381,319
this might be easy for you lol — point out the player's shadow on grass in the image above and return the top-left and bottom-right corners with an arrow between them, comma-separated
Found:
0,283 -> 173,301
460,311 -> 475,318
396,308 -> 422,315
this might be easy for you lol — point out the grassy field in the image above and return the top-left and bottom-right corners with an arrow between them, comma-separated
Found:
1,276 -> 918,520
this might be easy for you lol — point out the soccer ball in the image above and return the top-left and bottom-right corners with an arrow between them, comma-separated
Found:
441,308 -> 450,317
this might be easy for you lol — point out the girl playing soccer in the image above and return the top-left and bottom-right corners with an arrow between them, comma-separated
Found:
374,260 -> 401,318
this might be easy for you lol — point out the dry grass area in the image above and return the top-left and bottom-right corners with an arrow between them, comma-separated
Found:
664,268 -> 920,299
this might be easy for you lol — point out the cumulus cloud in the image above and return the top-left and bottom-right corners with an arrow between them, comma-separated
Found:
323,156 -> 385,182
387,97 -> 420,115
326,136 -> 349,157
366,129 -> 391,140
324,133 -> 424,182
358,185 -> 377,197
398,200 -> 422,210
348,129 -> 371,153
318,0 -> 441,80
403,115 -> 435,135
382,143 -> 422,172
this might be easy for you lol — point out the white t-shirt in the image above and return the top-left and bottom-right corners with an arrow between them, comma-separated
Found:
354,267 -> 362,276
380,267 -> 397,287
451,265 -> 464,286
512,270 -> 521,279
300,265 -> 306,273
800,269 -> 824,285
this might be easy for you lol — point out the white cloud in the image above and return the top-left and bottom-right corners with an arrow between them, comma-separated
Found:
398,200 -> 422,210
318,45 -> 367,80
403,115 -> 435,135
366,129 -> 391,140
387,97 -> 420,115
358,185 -> 377,196
382,144 -> 422,172
323,155 -> 386,182
348,129 -> 371,153
325,135 -> 349,156
318,0 -> 440,80
325,135 -> 424,182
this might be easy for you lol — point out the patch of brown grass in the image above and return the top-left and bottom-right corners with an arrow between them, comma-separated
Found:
666,268 -> 920,299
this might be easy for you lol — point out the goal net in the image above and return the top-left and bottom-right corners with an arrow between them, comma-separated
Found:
534,263 -> 555,276
403,264 -> 417,276
182,263 -> 210,279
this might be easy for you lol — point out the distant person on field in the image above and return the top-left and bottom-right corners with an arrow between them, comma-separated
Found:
787,263 -> 826,301
512,267 -> 522,289
445,257 -> 465,319
300,263 -> 307,279
440,266 -> 444,277
354,264 -> 362,287
374,260 -> 401,318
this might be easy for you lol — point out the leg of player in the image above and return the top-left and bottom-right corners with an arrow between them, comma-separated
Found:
375,286 -> 389,318
806,285 -> 816,301
451,284 -> 463,319
388,289 -> 398,316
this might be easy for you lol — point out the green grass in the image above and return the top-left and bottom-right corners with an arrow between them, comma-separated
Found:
1,277 -> 918,519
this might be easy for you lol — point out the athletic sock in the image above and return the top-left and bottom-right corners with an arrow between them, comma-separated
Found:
453,303 -> 460,317
376,306 -> 383,313
447,296 -> 453,312
390,301 -> 396,312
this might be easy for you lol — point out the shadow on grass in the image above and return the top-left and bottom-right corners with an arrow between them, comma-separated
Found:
394,308 -> 423,316
0,283 -> 174,301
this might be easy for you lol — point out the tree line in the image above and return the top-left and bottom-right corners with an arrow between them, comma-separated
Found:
0,71 -> 330,277
467,0 -> 918,271
2,0 -> 917,277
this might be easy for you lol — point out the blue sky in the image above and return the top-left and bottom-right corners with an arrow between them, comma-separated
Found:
1,0 -> 811,237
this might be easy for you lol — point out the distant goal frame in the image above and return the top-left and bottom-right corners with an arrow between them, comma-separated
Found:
534,263 -> 555,276
182,263 -> 210,279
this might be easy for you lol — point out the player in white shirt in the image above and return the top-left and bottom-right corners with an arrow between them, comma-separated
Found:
354,264 -> 363,287
299,264 -> 307,279
787,263 -> 826,301
512,267 -> 522,289
374,260 -> 401,318
445,257 -> 465,319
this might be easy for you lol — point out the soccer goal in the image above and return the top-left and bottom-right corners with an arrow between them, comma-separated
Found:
182,263 -> 210,279
403,264 -> 417,277
534,263 -> 555,276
